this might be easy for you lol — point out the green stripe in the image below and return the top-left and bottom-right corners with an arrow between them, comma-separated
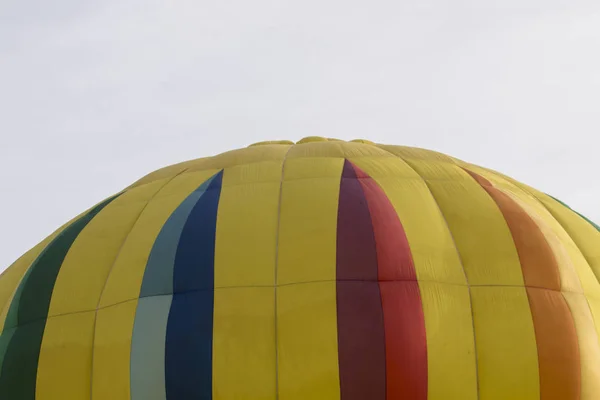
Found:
0,194 -> 120,399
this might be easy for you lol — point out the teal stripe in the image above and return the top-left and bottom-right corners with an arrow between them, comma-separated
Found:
131,295 -> 173,400
0,194 -> 120,400
139,174 -> 218,298
131,173 -> 220,400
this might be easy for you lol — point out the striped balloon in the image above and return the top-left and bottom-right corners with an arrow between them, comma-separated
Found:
0,137 -> 599,400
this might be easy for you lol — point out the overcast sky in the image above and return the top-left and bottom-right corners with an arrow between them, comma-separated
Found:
1,1 -> 599,271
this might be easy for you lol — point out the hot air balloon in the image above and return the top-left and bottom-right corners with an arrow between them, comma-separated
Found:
0,137 -> 599,400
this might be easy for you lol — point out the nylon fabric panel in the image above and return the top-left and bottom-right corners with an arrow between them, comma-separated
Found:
47,181 -> 166,317
213,161 -> 281,287
349,157 -> 477,400
98,170 -> 220,308
406,160 -> 525,286
130,295 -> 172,400
336,161 -> 385,400
277,282 -> 340,400
461,164 -> 600,400
129,173 -> 221,398
461,166 -> 600,296
128,143 -> 290,189
0,229 -> 67,333
164,170 -> 222,399
498,178 -> 600,347
467,170 -> 581,400
419,282 -> 477,400
277,157 -> 344,285
471,286 -> 539,399
276,157 -> 343,400
212,287 -> 276,399
528,191 -> 600,295
352,161 -> 428,400
286,140 -> 391,159
0,328 -> 15,373
376,145 -> 457,164
212,162 -> 280,398
379,282 -> 427,399
0,203 -> 92,331
91,301 -> 137,400
93,171 -> 218,398
0,195 -> 118,400
129,176 -> 219,399
527,288 -> 580,400
563,292 -> 600,400
138,176 -> 217,298
35,185 -> 165,399
36,311 -> 95,400
0,320 -> 45,399
458,165 -> 585,293
403,160 -> 539,398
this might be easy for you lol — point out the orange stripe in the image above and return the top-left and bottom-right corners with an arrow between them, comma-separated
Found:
466,170 -> 581,400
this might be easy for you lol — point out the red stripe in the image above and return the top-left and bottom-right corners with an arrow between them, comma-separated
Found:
353,163 -> 428,400
336,160 -> 386,400
336,160 -> 428,400
465,169 -> 581,400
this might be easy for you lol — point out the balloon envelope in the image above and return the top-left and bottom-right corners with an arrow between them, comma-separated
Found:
0,137 -> 599,400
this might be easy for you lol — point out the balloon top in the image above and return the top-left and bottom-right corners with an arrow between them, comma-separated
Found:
249,137 -> 376,146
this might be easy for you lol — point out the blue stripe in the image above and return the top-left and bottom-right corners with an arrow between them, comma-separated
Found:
139,173 -> 219,298
165,170 -> 223,399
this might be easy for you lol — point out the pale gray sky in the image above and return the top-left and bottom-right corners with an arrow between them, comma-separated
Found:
1,1 -> 599,271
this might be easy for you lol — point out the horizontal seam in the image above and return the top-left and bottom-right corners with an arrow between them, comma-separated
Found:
2,280 -> 593,334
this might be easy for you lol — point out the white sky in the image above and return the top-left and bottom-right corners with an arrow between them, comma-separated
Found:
1,1 -> 599,271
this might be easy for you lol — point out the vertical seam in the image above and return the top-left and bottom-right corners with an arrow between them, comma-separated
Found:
0,204 -> 103,333
373,146 -> 481,400
455,161 -> 594,400
272,145 -> 294,400
473,167 -> 600,308
489,176 -> 600,391
88,167 -> 192,400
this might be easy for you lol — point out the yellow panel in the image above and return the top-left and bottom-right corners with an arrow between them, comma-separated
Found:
287,140 -> 390,159
563,292 -> 600,400
129,145 -> 290,189
91,300 -> 137,400
462,165 -> 589,293
467,165 -> 600,294
393,157 -> 538,398
187,145 -> 291,174
350,157 -> 466,285
377,144 -> 458,163
99,170 -> 218,308
214,162 -> 281,287
276,157 -> 340,399
471,286 -> 539,400
410,162 -> 525,286
277,282 -> 340,400
212,287 -> 276,399
350,157 -> 476,398
584,296 -> 600,370
36,311 -> 95,400
127,159 -> 198,189
0,212 -> 84,332
48,179 -> 167,316
277,158 -> 343,285
420,282 -> 477,400
532,192 -> 600,289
